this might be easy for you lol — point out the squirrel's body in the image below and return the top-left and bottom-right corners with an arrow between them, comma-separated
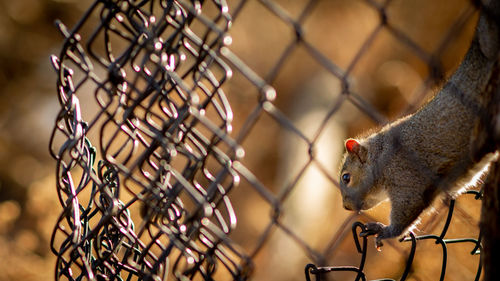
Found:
339,5 -> 500,247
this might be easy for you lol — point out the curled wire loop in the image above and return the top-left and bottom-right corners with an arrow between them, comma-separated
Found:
306,191 -> 483,281
50,1 -> 251,280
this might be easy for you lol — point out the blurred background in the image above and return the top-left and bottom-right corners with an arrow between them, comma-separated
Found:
0,0 -> 483,280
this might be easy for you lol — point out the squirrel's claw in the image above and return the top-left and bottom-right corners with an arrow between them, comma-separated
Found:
375,237 -> 384,249
360,222 -> 387,249
360,222 -> 385,237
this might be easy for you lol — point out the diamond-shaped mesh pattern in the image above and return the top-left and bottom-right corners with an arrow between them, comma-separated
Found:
49,0 -> 498,280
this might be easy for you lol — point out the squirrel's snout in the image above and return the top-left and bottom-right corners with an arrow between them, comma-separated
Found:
343,201 -> 354,211
343,197 -> 362,212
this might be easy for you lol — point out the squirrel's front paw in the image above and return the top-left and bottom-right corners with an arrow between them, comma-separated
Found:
360,222 -> 386,249
360,222 -> 385,237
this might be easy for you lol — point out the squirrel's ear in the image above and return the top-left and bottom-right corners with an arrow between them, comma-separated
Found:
345,138 -> 367,163
345,139 -> 360,154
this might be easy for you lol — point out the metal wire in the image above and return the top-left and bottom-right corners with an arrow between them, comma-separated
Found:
305,191 -> 483,281
49,0 -> 491,280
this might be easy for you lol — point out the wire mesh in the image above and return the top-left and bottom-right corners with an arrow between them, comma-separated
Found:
49,0 -> 496,280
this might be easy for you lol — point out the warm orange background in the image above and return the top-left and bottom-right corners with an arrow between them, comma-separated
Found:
0,0 -> 482,280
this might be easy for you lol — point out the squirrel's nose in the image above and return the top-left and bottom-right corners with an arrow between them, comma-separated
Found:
343,202 -> 353,211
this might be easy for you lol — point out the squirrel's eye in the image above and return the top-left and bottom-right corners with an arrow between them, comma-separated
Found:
342,173 -> 351,184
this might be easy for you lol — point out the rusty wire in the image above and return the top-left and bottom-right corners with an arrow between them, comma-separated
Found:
49,0 -> 488,280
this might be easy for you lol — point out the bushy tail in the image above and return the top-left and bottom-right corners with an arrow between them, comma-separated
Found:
447,1 -> 499,108
469,0 -> 500,160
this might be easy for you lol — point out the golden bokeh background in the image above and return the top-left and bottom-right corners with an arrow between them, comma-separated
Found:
0,0 -> 483,280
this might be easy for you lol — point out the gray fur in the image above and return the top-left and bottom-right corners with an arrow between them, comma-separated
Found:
339,6 -> 500,247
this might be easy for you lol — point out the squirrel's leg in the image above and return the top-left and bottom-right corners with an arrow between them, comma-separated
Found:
361,190 -> 428,248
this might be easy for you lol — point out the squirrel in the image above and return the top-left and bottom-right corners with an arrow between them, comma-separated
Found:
339,2 -> 500,249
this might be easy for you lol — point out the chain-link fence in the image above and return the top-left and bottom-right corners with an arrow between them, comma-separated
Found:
49,0 -> 497,280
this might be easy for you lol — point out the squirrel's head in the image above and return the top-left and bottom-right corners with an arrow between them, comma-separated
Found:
339,138 -> 386,211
